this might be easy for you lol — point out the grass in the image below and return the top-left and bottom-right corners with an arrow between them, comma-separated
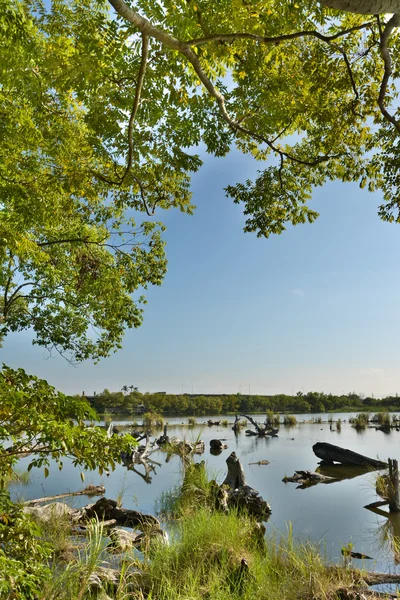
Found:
142,412 -> 164,428
266,411 -> 280,427
188,416 -> 197,427
145,508 -> 357,600
372,411 -> 391,428
283,415 -> 297,426
31,459 -> 371,600
350,413 -> 370,431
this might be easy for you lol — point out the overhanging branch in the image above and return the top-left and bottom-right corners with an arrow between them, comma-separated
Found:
378,13 -> 400,133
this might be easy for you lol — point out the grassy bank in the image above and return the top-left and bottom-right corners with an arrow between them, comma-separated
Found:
26,462 -> 378,600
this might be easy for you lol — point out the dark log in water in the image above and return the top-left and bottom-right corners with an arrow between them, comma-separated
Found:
313,442 -> 387,469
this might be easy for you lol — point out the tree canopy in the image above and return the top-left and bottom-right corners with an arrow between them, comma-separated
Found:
1,0 -> 400,360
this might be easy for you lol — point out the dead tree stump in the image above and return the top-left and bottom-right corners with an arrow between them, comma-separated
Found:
388,458 -> 400,512
223,452 -> 247,489
222,452 -> 271,519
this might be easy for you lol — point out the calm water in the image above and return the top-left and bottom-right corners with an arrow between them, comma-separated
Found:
11,413 -> 400,575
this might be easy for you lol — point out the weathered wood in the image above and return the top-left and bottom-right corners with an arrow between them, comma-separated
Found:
223,452 -> 247,489
232,415 -> 241,433
24,502 -> 81,523
313,442 -> 387,469
156,423 -> 169,445
81,497 -> 161,529
241,414 -> 279,437
282,470 -> 337,487
388,458 -> 400,512
364,500 -> 389,509
363,572 -> 400,585
222,452 -> 271,519
24,485 -> 106,506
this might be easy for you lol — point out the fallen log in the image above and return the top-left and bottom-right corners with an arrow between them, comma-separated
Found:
24,485 -> 106,506
282,470 -> 337,488
313,442 -> 387,469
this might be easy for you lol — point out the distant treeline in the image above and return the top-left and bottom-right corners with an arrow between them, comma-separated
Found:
87,389 -> 400,415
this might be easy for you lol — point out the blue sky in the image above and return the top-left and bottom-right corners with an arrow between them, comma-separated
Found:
3,148 -> 400,397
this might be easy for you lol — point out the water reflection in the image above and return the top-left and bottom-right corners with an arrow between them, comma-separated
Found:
12,412 -> 400,575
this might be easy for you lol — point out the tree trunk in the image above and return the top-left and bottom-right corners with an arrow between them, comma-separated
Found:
313,442 -> 387,469
318,0 -> 400,13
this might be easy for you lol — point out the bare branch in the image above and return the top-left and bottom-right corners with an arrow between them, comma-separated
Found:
185,22 -> 373,47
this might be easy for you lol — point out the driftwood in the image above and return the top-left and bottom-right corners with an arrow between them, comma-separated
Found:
313,442 -> 387,469
156,424 -> 169,445
82,497 -> 160,529
232,415 -> 241,434
249,460 -> 270,466
207,420 -> 221,426
282,470 -> 337,488
24,485 -> 106,506
341,549 -> 373,560
222,452 -> 271,519
388,458 -> 400,512
121,434 -> 162,483
241,414 -> 279,437
24,502 -> 81,523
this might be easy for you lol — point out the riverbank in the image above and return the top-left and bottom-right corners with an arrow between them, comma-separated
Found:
17,459 -> 396,600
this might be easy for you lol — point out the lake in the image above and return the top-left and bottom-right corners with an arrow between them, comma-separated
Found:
11,412 -> 400,577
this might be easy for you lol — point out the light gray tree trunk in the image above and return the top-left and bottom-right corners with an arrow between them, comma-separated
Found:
319,0 -> 400,14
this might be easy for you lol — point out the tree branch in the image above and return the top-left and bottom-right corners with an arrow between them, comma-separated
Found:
378,13 -> 400,132
185,23 -> 373,47
106,0 -> 355,168
121,33 -> 149,184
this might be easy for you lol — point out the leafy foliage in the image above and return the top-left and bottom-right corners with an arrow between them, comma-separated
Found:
0,364 -> 137,597
0,491 -> 52,600
0,365 -> 136,483
1,0 -> 400,361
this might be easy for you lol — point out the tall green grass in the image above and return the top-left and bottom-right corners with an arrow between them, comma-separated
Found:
146,509 -> 355,600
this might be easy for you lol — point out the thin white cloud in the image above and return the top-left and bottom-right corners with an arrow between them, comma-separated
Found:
360,368 -> 385,376
290,288 -> 304,297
